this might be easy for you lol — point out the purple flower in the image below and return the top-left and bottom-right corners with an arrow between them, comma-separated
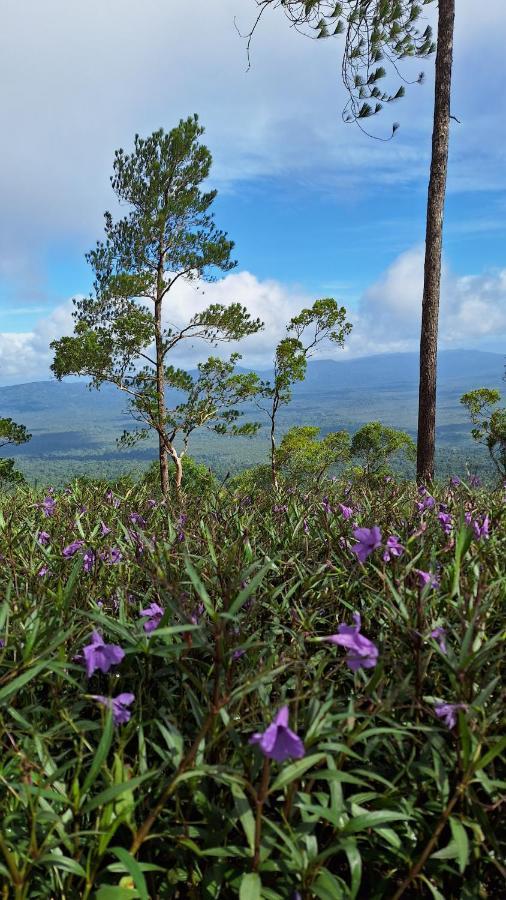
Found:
82,630 -> 125,678
111,547 -> 122,564
249,706 -> 305,762
338,504 -> 353,520
430,626 -> 447,654
37,530 -> 51,546
469,475 -> 481,488
0,638 -> 4,649
106,491 -> 121,508
434,702 -> 467,729
41,496 -> 56,517
100,521 -> 111,537
37,565 -> 49,577
79,505 -> 87,515
92,692 -> 135,726
146,498 -> 157,509
83,550 -> 96,573
129,512 -> 146,527
232,648 -> 246,661
351,526 -> 382,563
63,539 -> 85,558
473,514 -> 490,540
326,612 -> 378,671
303,518 -> 309,535
140,602 -> 164,633
383,534 -> 404,562
438,512 -> 453,535
450,476 -> 461,486
416,569 -> 440,590
322,497 -> 332,515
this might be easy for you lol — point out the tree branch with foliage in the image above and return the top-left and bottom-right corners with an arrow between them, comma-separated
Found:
460,388 -> 506,479
259,298 -> 352,487
0,418 -> 31,488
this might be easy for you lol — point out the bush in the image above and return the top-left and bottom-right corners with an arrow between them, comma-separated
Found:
0,475 -> 504,897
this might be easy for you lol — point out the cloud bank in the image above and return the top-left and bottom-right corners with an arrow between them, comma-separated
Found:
1,250 -> 504,383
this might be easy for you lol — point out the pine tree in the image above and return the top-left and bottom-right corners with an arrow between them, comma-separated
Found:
246,0 -> 454,482
51,116 -> 263,496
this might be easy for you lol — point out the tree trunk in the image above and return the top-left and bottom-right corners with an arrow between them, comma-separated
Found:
416,0 -> 455,484
154,290 -> 169,497
270,402 -> 279,489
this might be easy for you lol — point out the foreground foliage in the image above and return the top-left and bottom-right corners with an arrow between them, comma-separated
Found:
0,473 -> 504,898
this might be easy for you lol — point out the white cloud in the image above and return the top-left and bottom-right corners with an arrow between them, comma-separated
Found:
1,253 -> 504,383
346,247 -> 506,356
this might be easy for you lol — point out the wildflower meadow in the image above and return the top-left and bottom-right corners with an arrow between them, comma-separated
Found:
0,471 -> 504,898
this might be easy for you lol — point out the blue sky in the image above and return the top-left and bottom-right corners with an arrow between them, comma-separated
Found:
0,0 -> 505,381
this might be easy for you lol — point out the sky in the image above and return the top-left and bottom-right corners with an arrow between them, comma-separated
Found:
0,0 -> 505,383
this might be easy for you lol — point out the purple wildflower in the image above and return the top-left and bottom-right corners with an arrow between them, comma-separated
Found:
383,534 -> 404,562
450,476 -> 461,486
303,518 -> 309,535
82,630 -> 125,678
326,612 -> 378,671
338,503 -> 353,520
140,602 -> 164,633
92,692 -> 135,726
469,475 -> 481,488
79,505 -> 87,515
146,498 -> 157,509
473,514 -> 490,540
129,512 -> 146,527
249,706 -> 305,762
232,648 -> 246,661
41,496 -> 56,517
430,626 -> 447,654
63,539 -> 85,558
83,550 -> 96,573
100,521 -> 111,537
434,702 -> 467,729
351,526 -> 382,563
37,565 -> 49,577
322,497 -> 332,515
106,491 -> 121,508
0,639 -> 4,649
37,530 -> 51,546
438,512 -> 453,535
416,569 -> 440,590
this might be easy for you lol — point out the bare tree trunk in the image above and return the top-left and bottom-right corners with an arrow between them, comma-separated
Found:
416,0 -> 455,484
154,284 -> 169,497
270,396 -> 279,488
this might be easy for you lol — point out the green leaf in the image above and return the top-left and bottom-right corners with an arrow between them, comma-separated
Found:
184,558 -> 216,621
473,735 -> 506,772
110,847 -> 149,900
342,810 -> 412,834
38,854 -> 87,878
231,783 -> 256,856
227,561 -> 274,617
81,774 -> 152,813
81,708 -> 114,799
96,888 -> 140,900
449,818 -> 469,873
0,663 -> 46,705
269,753 -> 326,792
239,872 -> 262,900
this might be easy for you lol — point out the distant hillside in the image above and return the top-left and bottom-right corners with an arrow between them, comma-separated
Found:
0,349 -> 503,483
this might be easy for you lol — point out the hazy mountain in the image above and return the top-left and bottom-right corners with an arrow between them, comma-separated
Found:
0,350 -> 502,482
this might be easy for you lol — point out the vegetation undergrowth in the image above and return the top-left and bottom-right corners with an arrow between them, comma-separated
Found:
0,471 -> 504,899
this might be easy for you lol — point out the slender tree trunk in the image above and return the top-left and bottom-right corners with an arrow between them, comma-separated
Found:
416,0 -> 455,484
270,396 -> 279,488
154,286 -> 169,497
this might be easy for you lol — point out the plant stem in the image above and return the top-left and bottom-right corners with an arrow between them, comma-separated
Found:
253,757 -> 271,871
